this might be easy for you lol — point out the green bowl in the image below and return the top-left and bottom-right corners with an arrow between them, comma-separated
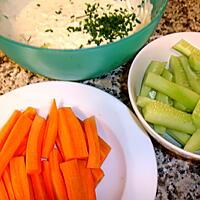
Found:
0,0 -> 168,80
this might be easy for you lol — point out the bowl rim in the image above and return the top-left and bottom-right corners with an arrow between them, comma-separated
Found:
127,31 -> 200,161
0,0 -> 168,52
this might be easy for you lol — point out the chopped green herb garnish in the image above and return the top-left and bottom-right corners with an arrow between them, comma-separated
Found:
136,18 -> 141,24
45,29 -> 53,33
27,36 -> 32,42
138,0 -> 145,8
79,44 -> 83,49
68,3 -> 138,45
67,26 -> 81,32
2,15 -> 8,19
55,9 -> 62,15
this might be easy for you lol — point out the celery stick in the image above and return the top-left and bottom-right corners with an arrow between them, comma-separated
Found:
179,56 -> 200,94
163,132 -> 182,148
192,99 -> 200,128
140,61 -> 165,97
154,69 -> 173,135
142,101 -> 196,134
189,54 -> 200,72
172,39 -> 200,57
184,129 -> 200,152
154,126 -> 166,135
144,72 -> 200,112
173,102 -> 189,112
169,55 -> 190,88
169,55 -> 190,111
136,96 -> 155,108
167,129 -> 191,146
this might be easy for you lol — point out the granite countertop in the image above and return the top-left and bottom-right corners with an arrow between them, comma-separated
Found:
0,0 -> 200,199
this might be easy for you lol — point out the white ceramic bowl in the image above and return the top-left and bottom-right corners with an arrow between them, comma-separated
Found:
128,32 -> 200,160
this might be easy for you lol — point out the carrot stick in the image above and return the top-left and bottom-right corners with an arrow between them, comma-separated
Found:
2,166 -> 16,200
49,149 -> 68,200
26,115 -> 46,174
60,159 -> 87,200
78,160 -> 96,200
0,110 -> 21,149
27,176 -> 35,200
99,136 -> 111,166
0,178 -> 9,200
0,115 -> 32,177
83,116 -> 100,168
57,108 -> 75,160
91,168 -> 104,187
41,99 -> 58,158
30,174 -> 48,200
10,156 -> 30,200
15,135 -> 28,156
42,161 -> 56,200
23,107 -> 37,120
62,107 -> 88,159
55,137 -> 65,161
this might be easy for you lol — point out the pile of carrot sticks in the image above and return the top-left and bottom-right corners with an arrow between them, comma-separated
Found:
0,99 -> 111,200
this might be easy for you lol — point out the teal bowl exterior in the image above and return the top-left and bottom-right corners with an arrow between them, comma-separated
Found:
0,0 -> 168,80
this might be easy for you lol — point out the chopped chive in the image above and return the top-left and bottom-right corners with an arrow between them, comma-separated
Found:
45,29 -> 53,33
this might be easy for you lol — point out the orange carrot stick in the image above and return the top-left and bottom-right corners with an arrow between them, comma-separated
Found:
99,136 -> 111,166
0,115 -> 32,177
23,107 -> 37,120
78,160 -> 96,200
55,137 -> 65,161
2,166 -> 16,200
27,176 -> 35,200
30,174 -> 48,200
15,135 -> 28,156
10,156 -> 30,200
42,161 -> 56,200
0,178 -> 9,200
83,116 -> 100,168
63,107 -> 88,159
91,168 -> 104,187
60,159 -> 87,200
26,115 -> 46,174
49,149 -> 68,200
57,108 -> 75,160
0,110 -> 21,149
41,99 -> 58,158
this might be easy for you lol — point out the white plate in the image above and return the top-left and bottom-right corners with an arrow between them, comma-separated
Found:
0,81 -> 157,200
128,32 -> 200,160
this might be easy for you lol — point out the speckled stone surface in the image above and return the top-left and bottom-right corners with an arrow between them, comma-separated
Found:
0,0 -> 200,199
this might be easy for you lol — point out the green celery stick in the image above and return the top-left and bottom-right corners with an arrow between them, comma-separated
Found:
136,96 -> 155,108
169,55 -> 190,111
170,55 -> 190,88
142,101 -> 196,134
154,69 -> 173,135
189,54 -> 200,72
192,99 -> 200,128
167,129 -> 191,146
140,61 -> 165,97
172,39 -> 200,57
144,72 -> 200,112
184,129 -> 200,152
163,132 -> 182,148
179,56 -> 200,94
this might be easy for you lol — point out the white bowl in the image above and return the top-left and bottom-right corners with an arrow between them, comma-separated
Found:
128,32 -> 200,160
